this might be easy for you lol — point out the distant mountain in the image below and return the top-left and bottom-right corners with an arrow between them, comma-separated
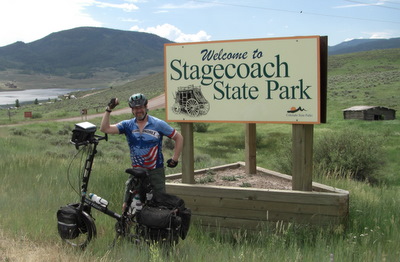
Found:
329,38 -> 400,55
0,27 -> 172,78
0,27 -> 399,79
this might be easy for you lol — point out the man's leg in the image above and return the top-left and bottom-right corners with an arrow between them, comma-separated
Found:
148,167 -> 166,193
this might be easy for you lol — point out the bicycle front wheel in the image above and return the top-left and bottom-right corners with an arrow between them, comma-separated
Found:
62,210 -> 97,249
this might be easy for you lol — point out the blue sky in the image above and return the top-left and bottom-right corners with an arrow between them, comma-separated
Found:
0,0 -> 399,47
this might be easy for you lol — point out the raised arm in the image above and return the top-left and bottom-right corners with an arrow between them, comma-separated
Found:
100,110 -> 120,134
100,98 -> 120,134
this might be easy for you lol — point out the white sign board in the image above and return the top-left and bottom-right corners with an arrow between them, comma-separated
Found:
165,36 -> 324,124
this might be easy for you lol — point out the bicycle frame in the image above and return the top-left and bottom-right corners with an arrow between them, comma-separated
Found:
57,133 -> 137,249
79,139 -> 122,221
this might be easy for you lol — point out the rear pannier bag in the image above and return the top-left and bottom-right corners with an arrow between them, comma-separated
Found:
147,192 -> 192,239
57,204 -> 81,239
179,207 -> 191,240
137,206 -> 179,229
150,192 -> 185,209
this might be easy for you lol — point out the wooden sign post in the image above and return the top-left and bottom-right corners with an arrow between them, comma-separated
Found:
245,123 -> 257,174
181,123 -> 195,184
292,124 -> 314,191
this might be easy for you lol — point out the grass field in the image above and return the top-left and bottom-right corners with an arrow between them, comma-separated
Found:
0,48 -> 399,261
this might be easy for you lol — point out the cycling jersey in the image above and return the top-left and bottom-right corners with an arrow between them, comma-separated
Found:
117,115 -> 176,169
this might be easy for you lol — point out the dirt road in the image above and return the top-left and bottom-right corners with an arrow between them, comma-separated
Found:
55,93 -> 166,123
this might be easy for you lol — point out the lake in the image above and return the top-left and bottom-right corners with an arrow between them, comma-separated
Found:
0,88 -> 85,106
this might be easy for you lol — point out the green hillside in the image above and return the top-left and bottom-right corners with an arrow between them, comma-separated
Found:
328,48 -> 399,109
0,27 -> 170,77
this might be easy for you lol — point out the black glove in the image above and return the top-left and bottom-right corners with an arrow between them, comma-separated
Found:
167,159 -> 178,168
108,98 -> 119,110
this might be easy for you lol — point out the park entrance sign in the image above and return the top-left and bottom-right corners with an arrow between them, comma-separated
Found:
163,37 -> 348,229
165,36 -> 327,124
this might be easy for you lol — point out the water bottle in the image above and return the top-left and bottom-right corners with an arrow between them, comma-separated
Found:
135,194 -> 142,213
146,190 -> 153,201
128,196 -> 137,215
89,193 -> 108,207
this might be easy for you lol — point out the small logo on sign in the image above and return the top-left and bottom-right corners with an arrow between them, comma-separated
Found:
287,107 -> 307,113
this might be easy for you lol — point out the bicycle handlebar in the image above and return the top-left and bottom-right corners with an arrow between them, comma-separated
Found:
71,133 -> 108,149
94,133 -> 108,142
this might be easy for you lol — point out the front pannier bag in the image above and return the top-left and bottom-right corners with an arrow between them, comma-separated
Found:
57,204 -> 81,239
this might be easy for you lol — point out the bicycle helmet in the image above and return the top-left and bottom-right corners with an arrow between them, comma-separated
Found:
128,93 -> 148,108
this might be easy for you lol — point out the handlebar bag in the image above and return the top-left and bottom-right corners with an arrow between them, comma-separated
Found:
57,204 -> 81,239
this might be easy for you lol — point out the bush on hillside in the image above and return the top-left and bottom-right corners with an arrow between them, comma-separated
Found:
163,137 -> 175,150
270,137 -> 292,175
313,128 -> 385,182
31,112 -> 42,119
193,123 -> 210,133
272,128 -> 385,183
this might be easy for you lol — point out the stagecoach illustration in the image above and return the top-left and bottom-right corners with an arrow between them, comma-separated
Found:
172,85 -> 210,117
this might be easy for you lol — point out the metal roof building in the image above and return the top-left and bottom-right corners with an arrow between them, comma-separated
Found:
343,106 -> 396,120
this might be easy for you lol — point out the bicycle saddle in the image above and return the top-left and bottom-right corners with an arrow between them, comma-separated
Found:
125,168 -> 148,179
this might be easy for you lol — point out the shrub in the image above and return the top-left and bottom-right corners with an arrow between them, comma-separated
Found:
314,128 -> 385,182
163,137 -> 175,150
10,128 -> 25,136
272,128 -> 385,183
270,137 -> 292,175
197,175 -> 215,184
31,112 -> 42,119
43,128 -> 52,135
222,175 -> 238,181
193,123 -> 210,133
194,153 -> 211,163
58,128 -> 70,135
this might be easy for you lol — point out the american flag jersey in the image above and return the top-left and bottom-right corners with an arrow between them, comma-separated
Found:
116,115 -> 176,169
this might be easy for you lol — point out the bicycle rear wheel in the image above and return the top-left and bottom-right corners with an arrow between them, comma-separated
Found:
62,210 -> 97,249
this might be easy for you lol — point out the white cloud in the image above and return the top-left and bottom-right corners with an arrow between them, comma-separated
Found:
131,23 -> 211,43
159,2 -> 219,10
94,1 -> 139,12
0,0 -> 102,46
154,10 -> 169,14
333,0 -> 384,8
367,31 -> 394,39
121,18 -> 141,23
344,30 -> 396,42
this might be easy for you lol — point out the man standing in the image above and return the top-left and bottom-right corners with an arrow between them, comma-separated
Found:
100,93 -> 183,209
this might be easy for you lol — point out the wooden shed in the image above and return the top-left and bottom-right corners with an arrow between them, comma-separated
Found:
343,106 -> 396,120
